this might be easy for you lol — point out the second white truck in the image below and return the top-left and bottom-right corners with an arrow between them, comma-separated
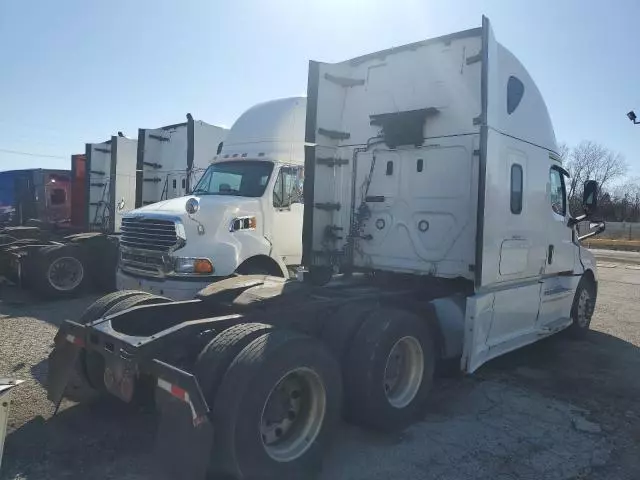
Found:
116,97 -> 306,299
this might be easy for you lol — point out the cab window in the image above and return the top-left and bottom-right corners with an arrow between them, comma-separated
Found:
50,188 -> 67,205
273,166 -> 304,208
549,168 -> 566,216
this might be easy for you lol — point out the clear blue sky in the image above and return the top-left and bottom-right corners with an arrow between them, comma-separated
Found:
1,0 -> 639,176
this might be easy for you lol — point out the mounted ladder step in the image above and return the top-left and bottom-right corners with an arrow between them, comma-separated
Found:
314,202 -> 341,211
318,128 -> 350,141
94,148 -> 111,153
324,73 -> 365,87
144,177 -> 162,183
317,157 -> 349,167
143,161 -> 163,169
90,170 -> 106,175
148,134 -> 169,142
90,182 -> 106,187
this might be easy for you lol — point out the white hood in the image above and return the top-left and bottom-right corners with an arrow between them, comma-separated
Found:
132,195 -> 261,217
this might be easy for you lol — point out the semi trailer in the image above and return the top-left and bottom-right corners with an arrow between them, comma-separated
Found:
48,17 -> 605,480
116,97 -> 306,300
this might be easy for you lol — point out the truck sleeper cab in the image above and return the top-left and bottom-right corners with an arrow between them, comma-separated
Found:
116,97 -> 306,300
49,17 -> 604,480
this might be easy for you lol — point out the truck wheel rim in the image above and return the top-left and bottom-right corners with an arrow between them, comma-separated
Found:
576,289 -> 590,327
47,256 -> 84,291
260,367 -> 326,462
384,336 -> 424,409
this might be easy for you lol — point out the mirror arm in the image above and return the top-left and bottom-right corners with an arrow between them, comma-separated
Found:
567,214 -> 587,228
577,222 -> 606,241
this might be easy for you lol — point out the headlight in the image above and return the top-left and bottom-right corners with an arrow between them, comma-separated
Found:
230,216 -> 257,232
174,257 -> 214,274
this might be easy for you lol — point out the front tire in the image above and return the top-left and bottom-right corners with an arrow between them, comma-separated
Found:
211,330 -> 342,479
567,276 -> 596,339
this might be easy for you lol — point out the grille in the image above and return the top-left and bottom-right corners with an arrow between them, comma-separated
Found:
120,217 -> 179,252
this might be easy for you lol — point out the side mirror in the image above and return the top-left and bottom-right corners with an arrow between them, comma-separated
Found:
582,180 -> 598,216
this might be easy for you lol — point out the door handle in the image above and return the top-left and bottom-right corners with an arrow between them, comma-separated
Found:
547,245 -> 554,265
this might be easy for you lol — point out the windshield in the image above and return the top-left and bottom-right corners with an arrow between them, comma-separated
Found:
191,161 -> 274,197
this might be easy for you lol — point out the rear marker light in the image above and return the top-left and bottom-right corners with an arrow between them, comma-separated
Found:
65,334 -> 84,347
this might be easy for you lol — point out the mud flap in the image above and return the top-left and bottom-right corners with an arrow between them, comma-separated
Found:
47,321 -> 86,409
149,360 -> 213,480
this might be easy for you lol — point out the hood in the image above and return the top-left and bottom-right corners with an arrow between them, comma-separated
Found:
127,195 -> 262,218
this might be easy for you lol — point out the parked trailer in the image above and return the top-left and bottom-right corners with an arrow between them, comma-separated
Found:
136,116 -> 228,208
48,17 -> 605,480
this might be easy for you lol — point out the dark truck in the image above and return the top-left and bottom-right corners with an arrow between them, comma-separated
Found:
0,165 -> 118,298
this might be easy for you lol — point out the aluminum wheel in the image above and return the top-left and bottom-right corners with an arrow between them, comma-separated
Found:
47,256 -> 84,291
260,367 -> 326,462
383,336 -> 424,409
576,288 -> 591,327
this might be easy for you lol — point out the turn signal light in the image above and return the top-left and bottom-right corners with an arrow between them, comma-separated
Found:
194,258 -> 214,274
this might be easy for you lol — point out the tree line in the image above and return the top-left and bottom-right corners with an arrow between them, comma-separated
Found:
561,140 -> 639,222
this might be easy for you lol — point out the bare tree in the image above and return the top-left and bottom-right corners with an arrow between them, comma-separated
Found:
557,142 -> 569,164
564,140 -> 628,214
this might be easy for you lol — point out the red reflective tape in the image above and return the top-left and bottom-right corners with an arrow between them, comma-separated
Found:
170,384 -> 187,401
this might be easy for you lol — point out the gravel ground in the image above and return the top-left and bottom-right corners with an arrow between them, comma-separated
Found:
1,257 -> 639,480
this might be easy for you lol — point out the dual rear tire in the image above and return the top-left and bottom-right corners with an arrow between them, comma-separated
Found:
195,326 -> 341,479
195,306 -> 435,479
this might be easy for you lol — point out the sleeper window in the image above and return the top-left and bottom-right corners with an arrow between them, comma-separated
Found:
507,76 -> 525,114
510,164 -> 523,214
549,168 -> 566,216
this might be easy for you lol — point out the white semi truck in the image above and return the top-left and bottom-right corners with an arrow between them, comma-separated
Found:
116,97 -> 306,300
49,17 -> 605,480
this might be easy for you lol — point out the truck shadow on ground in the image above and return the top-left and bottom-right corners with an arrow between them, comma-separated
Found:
0,285 -> 100,327
4,329 -> 640,480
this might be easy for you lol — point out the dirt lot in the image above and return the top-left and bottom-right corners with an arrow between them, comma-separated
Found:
1,257 -> 640,480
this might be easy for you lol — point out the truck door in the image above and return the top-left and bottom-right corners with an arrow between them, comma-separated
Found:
544,164 -> 574,275
537,163 -> 576,329
270,165 -> 304,265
